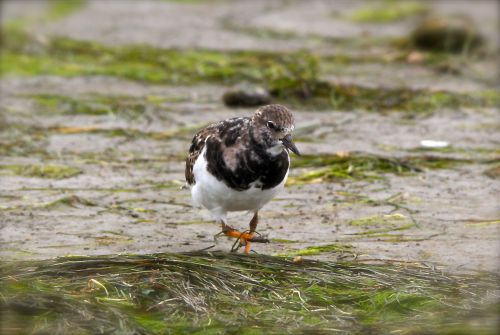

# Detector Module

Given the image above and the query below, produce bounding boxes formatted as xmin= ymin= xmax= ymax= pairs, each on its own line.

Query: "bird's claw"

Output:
xmin=217 ymin=225 xmax=269 ymax=253
xmin=229 ymin=230 xmax=254 ymax=253
xmin=228 ymin=230 xmax=269 ymax=253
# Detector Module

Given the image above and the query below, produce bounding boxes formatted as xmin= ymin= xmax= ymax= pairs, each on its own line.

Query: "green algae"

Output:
xmin=271 ymin=238 xmax=298 ymax=244
xmin=0 ymin=252 xmax=497 ymax=334
xmin=29 ymin=93 xmax=188 ymax=119
xmin=466 ymin=220 xmax=500 ymax=228
xmin=46 ymin=0 xmax=87 ymax=21
xmin=0 ymin=163 xmax=82 ymax=179
xmin=277 ymin=243 xmax=355 ymax=257
xmin=221 ymin=18 xmax=304 ymax=41
xmin=42 ymin=195 xmax=96 ymax=209
xmin=409 ymin=145 xmax=500 ymax=156
xmin=347 ymin=1 xmax=428 ymax=23
xmin=288 ymin=153 xmax=420 ymax=184
xmin=94 ymin=234 xmax=133 ymax=246
xmin=1 ymin=0 xmax=86 ymax=34
xmin=177 ymin=219 xmax=208 ymax=225
xmin=335 ymin=191 xmax=419 ymax=214
xmin=349 ymin=213 xmax=416 ymax=236
xmin=46 ymin=122 xmax=204 ymax=141
xmin=0 ymin=194 xmax=96 ymax=212
xmin=406 ymin=155 xmax=478 ymax=169
xmin=322 ymin=84 xmax=498 ymax=112
xmin=162 ymin=0 xmax=212 ymax=3
xmin=1 ymin=29 xmax=497 ymax=112
xmin=32 ymin=94 xmax=116 ymax=115
xmin=292 ymin=153 xmax=420 ymax=170
xmin=288 ymin=152 xmax=487 ymax=184
xmin=1 ymin=30 xmax=320 ymax=100
xmin=350 ymin=213 xmax=411 ymax=227
xmin=0 ymin=123 xmax=50 ymax=158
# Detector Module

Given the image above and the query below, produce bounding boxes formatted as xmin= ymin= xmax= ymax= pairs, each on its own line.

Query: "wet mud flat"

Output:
xmin=1 ymin=0 xmax=499 ymax=334
xmin=1 ymin=75 xmax=498 ymax=273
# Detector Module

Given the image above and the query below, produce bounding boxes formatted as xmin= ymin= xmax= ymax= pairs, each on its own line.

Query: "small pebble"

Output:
xmin=223 ymin=83 xmax=272 ymax=107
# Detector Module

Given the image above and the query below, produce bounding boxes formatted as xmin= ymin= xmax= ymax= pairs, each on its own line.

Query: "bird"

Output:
xmin=185 ymin=104 xmax=300 ymax=253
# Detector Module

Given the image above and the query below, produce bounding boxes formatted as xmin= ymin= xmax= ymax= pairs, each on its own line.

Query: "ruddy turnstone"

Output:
xmin=185 ymin=104 xmax=300 ymax=253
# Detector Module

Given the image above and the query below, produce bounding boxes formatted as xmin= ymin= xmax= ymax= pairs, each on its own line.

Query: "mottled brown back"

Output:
xmin=185 ymin=105 xmax=294 ymax=189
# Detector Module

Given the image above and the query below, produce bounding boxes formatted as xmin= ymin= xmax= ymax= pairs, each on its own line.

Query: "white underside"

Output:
xmin=191 ymin=147 xmax=288 ymax=222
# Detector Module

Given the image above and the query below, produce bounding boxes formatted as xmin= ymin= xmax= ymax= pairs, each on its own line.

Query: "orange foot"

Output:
xmin=224 ymin=229 xmax=255 ymax=254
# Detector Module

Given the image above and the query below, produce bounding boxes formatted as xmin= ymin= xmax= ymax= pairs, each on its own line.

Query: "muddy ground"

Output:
xmin=1 ymin=0 xmax=499 ymax=276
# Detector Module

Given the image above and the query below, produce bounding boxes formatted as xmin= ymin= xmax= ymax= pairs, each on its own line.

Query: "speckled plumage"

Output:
xmin=185 ymin=104 xmax=299 ymax=237
xmin=185 ymin=105 xmax=295 ymax=192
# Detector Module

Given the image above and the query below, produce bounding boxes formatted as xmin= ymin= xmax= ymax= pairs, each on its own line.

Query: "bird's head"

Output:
xmin=251 ymin=104 xmax=300 ymax=156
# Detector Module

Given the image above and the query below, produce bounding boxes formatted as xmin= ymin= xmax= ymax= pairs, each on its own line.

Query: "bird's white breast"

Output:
xmin=191 ymin=147 xmax=288 ymax=218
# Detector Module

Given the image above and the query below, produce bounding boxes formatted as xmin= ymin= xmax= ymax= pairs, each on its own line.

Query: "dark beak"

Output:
xmin=281 ymin=134 xmax=300 ymax=156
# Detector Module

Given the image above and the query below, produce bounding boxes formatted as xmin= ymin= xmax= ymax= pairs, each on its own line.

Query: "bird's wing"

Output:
xmin=185 ymin=117 xmax=250 ymax=186
xmin=185 ymin=124 xmax=217 ymax=185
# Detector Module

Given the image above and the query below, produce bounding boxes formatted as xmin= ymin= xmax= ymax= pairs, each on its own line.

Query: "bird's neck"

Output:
xmin=249 ymin=125 xmax=284 ymax=159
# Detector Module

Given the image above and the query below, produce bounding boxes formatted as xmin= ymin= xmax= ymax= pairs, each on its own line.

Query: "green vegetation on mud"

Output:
xmin=0 ymin=119 xmax=202 ymax=159
xmin=409 ymin=145 xmax=500 ymax=156
xmin=1 ymin=252 xmax=497 ymax=334
xmin=349 ymin=213 xmax=416 ymax=236
xmin=33 ymin=94 xmax=123 ymax=116
xmin=288 ymin=152 xmax=491 ymax=184
xmin=2 ymin=0 xmax=86 ymax=31
xmin=31 ymin=93 xmax=188 ymax=116
xmin=347 ymin=1 xmax=428 ymax=23
xmin=1 ymin=28 xmax=497 ymax=112
xmin=0 ymin=124 xmax=50 ymax=157
xmin=289 ymin=153 xmax=415 ymax=184
xmin=163 ymin=0 xmax=212 ymax=3
xmin=277 ymin=243 xmax=355 ymax=257
xmin=1 ymin=29 xmax=318 ymax=101
xmin=46 ymin=0 xmax=87 ymax=21
xmin=45 ymin=123 xmax=203 ymax=141
xmin=42 ymin=195 xmax=96 ymax=208
xmin=314 ymin=83 xmax=497 ymax=112
xmin=0 ymin=163 xmax=81 ymax=179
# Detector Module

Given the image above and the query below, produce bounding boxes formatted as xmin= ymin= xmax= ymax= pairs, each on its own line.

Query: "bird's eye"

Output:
xmin=267 ymin=121 xmax=277 ymax=130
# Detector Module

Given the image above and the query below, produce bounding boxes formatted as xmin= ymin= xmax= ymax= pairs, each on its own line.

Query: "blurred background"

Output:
xmin=0 ymin=0 xmax=499 ymax=334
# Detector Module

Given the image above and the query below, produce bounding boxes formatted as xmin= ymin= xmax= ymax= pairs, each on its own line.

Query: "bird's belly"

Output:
xmin=191 ymin=149 xmax=287 ymax=212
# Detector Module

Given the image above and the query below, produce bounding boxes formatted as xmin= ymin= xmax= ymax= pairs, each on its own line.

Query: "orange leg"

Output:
xmin=221 ymin=212 xmax=259 ymax=254
xmin=245 ymin=212 xmax=259 ymax=254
